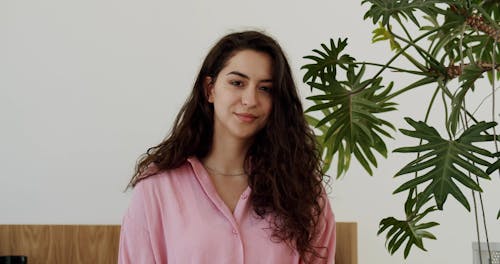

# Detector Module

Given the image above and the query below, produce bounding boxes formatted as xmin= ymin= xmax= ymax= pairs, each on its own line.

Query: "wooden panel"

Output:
xmin=0 ymin=223 xmax=356 ymax=264
xmin=336 ymin=222 xmax=358 ymax=264
xmin=0 ymin=225 xmax=120 ymax=264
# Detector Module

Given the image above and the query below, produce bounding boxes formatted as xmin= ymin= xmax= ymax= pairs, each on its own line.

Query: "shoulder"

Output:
xmin=320 ymin=186 xmax=335 ymax=220
xmin=135 ymin=160 xmax=193 ymax=190
xmin=129 ymin=160 xmax=196 ymax=214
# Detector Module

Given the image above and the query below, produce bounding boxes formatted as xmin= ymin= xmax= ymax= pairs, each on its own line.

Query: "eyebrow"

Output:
xmin=227 ymin=71 xmax=272 ymax=83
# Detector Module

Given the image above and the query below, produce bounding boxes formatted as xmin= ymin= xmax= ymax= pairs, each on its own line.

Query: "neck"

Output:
xmin=202 ymin=131 xmax=252 ymax=175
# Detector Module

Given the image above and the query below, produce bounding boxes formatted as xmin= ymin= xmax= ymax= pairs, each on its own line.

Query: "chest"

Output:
xmin=159 ymin=193 xmax=299 ymax=264
xmin=209 ymin=175 xmax=248 ymax=213
xmin=144 ymin=165 xmax=301 ymax=263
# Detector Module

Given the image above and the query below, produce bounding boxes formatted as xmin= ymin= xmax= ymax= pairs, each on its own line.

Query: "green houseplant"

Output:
xmin=301 ymin=0 xmax=500 ymax=258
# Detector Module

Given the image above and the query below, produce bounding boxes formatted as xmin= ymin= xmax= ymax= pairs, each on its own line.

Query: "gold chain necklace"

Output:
xmin=204 ymin=165 xmax=247 ymax=176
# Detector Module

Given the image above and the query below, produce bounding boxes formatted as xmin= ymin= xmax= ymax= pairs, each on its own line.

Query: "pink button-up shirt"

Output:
xmin=119 ymin=157 xmax=336 ymax=263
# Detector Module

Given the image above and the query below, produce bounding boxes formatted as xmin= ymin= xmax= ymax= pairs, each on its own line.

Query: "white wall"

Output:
xmin=1 ymin=0 xmax=499 ymax=263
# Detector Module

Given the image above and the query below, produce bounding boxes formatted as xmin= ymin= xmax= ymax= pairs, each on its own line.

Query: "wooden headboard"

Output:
xmin=0 ymin=222 xmax=357 ymax=264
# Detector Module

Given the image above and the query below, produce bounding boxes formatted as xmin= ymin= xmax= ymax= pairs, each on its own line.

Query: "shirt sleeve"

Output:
xmin=118 ymin=184 xmax=156 ymax=264
xmin=309 ymin=193 xmax=337 ymax=264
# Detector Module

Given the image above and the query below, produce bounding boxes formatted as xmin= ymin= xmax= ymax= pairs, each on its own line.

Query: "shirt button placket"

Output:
xmin=231 ymin=227 xmax=244 ymax=264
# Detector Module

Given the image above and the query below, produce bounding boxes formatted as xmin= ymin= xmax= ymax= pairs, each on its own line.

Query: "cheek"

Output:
xmin=263 ymin=98 xmax=273 ymax=116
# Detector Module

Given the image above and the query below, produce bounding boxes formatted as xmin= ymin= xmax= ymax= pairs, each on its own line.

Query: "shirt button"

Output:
xmin=241 ymin=194 xmax=248 ymax=200
xmin=232 ymin=229 xmax=238 ymax=235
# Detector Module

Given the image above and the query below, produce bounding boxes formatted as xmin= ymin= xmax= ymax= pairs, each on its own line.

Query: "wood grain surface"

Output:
xmin=0 ymin=225 xmax=120 ymax=264
xmin=336 ymin=222 xmax=358 ymax=264
xmin=0 ymin=223 xmax=356 ymax=264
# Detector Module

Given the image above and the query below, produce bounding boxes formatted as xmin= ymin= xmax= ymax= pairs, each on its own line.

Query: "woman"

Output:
xmin=119 ymin=30 xmax=336 ymax=263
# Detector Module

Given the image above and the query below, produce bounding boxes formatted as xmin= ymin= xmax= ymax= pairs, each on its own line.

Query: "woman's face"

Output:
xmin=206 ymin=49 xmax=273 ymax=143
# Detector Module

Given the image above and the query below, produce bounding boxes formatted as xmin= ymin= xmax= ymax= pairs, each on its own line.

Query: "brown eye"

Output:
xmin=259 ymin=86 xmax=271 ymax=93
xmin=230 ymin=80 xmax=243 ymax=87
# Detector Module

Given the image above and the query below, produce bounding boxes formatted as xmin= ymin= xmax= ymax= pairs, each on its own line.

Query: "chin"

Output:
xmin=230 ymin=128 xmax=260 ymax=141
xmin=233 ymin=132 xmax=257 ymax=140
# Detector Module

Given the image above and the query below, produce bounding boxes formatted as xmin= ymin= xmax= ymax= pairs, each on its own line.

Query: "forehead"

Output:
xmin=220 ymin=50 xmax=273 ymax=78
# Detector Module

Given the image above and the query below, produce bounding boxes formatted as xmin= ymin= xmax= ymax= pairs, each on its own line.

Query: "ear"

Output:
xmin=204 ymin=76 xmax=215 ymax=103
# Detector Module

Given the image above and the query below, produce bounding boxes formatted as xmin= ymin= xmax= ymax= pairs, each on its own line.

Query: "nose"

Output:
xmin=241 ymin=87 xmax=257 ymax=107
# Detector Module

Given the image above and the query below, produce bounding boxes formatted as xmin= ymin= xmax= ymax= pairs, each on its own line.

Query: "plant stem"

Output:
xmin=458 ymin=20 xmax=488 ymax=263
xmin=461 ymin=104 xmax=484 ymax=264
xmin=396 ymin=18 xmax=430 ymax=70
xmin=353 ymin=62 xmax=429 ymax=76
xmin=470 ymin=86 xmax=500 ymax=117
xmin=492 ymin=33 xmax=499 ymax=178
xmin=471 ymin=138 xmax=493 ymax=263
xmin=382 ymin=77 xmax=436 ymax=102
xmin=411 ymin=85 xmax=441 ymax=210
xmin=478 ymin=27 xmax=498 ymax=261
xmin=459 ymin=22 xmax=467 ymax=134
xmin=390 ymin=30 xmax=444 ymax=75
xmin=350 ymin=28 xmax=441 ymax=96
xmin=472 ymin=192 xmax=484 ymax=264
xmin=425 ymin=87 xmax=440 ymax=129
xmin=440 ymin=80 xmax=454 ymax=139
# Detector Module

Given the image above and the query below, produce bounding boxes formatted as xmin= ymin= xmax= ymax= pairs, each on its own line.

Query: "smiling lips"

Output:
xmin=234 ymin=112 xmax=257 ymax=123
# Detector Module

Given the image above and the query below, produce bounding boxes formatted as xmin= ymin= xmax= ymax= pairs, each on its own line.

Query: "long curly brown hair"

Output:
xmin=128 ymin=31 xmax=329 ymax=262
